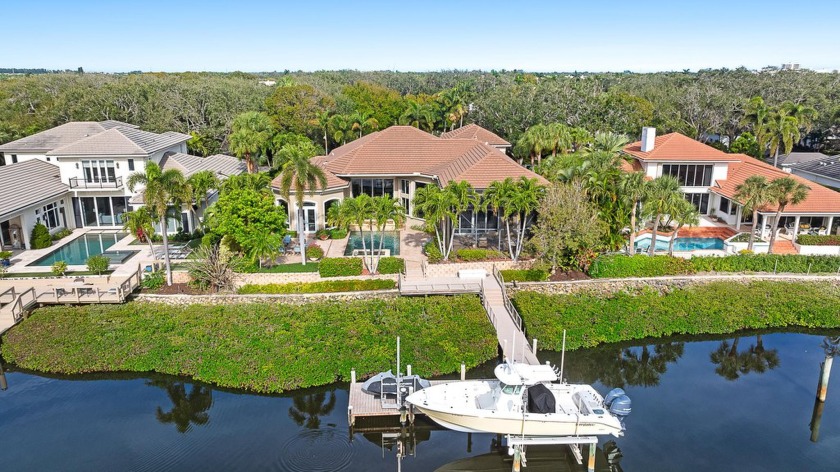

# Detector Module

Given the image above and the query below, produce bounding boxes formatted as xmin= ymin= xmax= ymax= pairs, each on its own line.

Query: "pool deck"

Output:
xmin=3 ymin=228 xmax=143 ymax=274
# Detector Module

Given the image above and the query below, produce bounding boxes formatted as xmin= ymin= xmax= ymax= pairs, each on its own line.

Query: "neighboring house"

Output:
xmin=622 ymin=127 xmax=840 ymax=237
xmin=439 ymin=123 xmax=512 ymax=154
xmin=270 ymin=125 xmax=543 ymax=234
xmin=0 ymin=160 xmax=68 ymax=249
xmin=0 ymin=121 xmax=241 ymax=246
xmin=774 ymin=151 xmax=831 ymax=170
xmin=790 ymin=156 xmax=840 ymax=190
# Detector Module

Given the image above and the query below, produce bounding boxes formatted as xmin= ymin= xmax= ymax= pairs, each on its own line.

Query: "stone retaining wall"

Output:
xmin=424 ymin=260 xmax=530 ymax=278
xmin=507 ymin=274 xmax=840 ymax=297
xmin=133 ymin=289 xmax=400 ymax=306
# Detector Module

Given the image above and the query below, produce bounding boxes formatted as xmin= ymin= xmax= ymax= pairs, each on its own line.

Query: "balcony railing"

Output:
xmin=69 ymin=176 xmax=123 ymax=189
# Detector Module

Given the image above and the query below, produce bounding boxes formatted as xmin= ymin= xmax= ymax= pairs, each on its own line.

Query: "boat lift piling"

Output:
xmin=506 ymin=435 xmax=599 ymax=472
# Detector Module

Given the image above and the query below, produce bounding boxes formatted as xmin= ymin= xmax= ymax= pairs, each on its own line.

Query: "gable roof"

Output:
xmin=0 ymin=160 xmax=67 ymax=219
xmin=440 ymin=123 xmax=511 ymax=146
xmin=47 ymin=128 xmax=190 ymax=157
xmin=623 ymin=133 xmax=737 ymax=162
xmin=160 ymin=152 xmax=247 ymax=179
xmin=777 ymin=152 xmax=832 ymax=168
xmin=711 ymin=153 xmax=840 ymax=213
xmin=289 ymin=126 xmax=544 ymax=190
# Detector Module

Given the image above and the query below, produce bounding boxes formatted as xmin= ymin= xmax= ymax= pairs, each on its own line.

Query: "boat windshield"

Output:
xmin=500 ymin=383 xmax=522 ymax=395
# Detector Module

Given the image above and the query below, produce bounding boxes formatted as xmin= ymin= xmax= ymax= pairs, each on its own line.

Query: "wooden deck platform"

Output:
xmin=348 ymin=378 xmax=451 ymax=425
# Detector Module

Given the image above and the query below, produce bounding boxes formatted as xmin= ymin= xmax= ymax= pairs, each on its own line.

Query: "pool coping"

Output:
xmin=343 ymin=230 xmax=402 ymax=256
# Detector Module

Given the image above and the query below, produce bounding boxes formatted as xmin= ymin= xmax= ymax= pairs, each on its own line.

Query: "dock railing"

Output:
xmin=9 ymin=287 xmax=37 ymax=322
xmin=492 ymin=265 xmax=526 ymax=336
xmin=478 ymin=277 xmax=497 ymax=326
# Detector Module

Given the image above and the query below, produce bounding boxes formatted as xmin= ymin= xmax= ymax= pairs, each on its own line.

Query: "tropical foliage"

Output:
xmin=238 ymin=279 xmax=396 ymax=294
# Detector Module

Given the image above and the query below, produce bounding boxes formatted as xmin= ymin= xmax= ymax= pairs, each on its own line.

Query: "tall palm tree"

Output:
xmin=412 ymin=185 xmax=458 ymax=260
xmin=371 ymin=197 xmax=406 ymax=274
xmin=350 ymin=111 xmax=380 ymax=138
xmin=547 ymin=122 xmax=571 ymax=157
xmin=446 ymin=181 xmax=480 ymax=248
xmin=481 ymin=180 xmax=513 ymax=252
xmin=399 ymin=101 xmax=438 ymax=132
xmin=765 ymin=110 xmax=801 ymax=167
xmin=278 ymin=151 xmax=327 ymax=265
xmin=220 ymin=172 xmax=271 ymax=195
xmin=569 ymin=127 xmax=594 ymax=152
xmin=618 ymin=171 xmax=649 ymax=254
xmin=187 ymin=170 xmax=220 ymax=231
xmin=311 ymin=110 xmax=332 ymax=154
xmin=337 ymin=195 xmax=374 ymax=270
xmin=228 ymin=111 xmax=273 ymax=173
xmin=742 ymin=96 xmax=771 ymax=156
xmin=503 ymin=177 xmax=544 ymax=261
xmin=767 ymin=177 xmax=810 ymax=253
xmin=642 ymin=175 xmax=682 ymax=256
xmin=329 ymin=114 xmax=353 ymax=146
xmin=734 ymin=175 xmax=772 ymax=250
xmin=127 ymin=162 xmax=189 ymax=286
xmin=781 ymin=101 xmax=818 ymax=135
xmin=588 ymin=131 xmax=630 ymax=154
xmin=667 ymin=198 xmax=700 ymax=256
xmin=122 ymin=206 xmax=156 ymax=257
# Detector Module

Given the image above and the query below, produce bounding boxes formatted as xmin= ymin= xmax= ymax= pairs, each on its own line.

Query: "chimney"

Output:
xmin=641 ymin=127 xmax=656 ymax=152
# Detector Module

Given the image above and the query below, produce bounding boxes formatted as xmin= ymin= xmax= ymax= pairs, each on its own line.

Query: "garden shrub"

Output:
xmin=239 ymin=262 xmax=319 ymax=274
xmin=51 ymin=261 xmax=68 ymax=276
xmin=238 ymin=279 xmax=396 ymax=294
xmin=690 ymin=254 xmax=840 ymax=273
xmin=513 ymin=281 xmax=840 ymax=351
xmin=86 ymin=255 xmax=110 ymax=274
xmin=588 ymin=255 xmax=695 ymax=278
xmin=319 ymin=257 xmax=363 ymax=277
xmin=455 ymin=248 xmax=505 ymax=262
xmin=424 ymin=241 xmax=443 ymax=263
xmin=500 ymin=269 xmax=549 ymax=282
xmin=50 ymin=228 xmax=73 ymax=241
xmin=201 ymin=232 xmax=221 ymax=248
xmin=142 ymin=271 xmax=165 ymax=290
xmin=306 ymin=243 xmax=324 ymax=260
xmin=797 ymin=234 xmax=840 ymax=246
xmin=329 ymin=228 xmax=348 ymax=239
xmin=377 ymin=257 xmax=405 ymax=274
xmin=30 ymin=223 xmax=52 ymax=249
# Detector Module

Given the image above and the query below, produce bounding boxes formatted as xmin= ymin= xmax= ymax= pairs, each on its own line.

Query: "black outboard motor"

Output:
xmin=604 ymin=388 xmax=632 ymax=429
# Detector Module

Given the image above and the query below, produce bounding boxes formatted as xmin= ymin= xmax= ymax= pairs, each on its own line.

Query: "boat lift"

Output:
xmin=506 ymin=435 xmax=599 ymax=472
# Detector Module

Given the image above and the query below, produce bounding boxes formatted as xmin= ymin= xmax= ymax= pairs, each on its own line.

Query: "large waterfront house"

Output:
xmin=0 ymin=121 xmax=245 ymax=249
xmin=622 ymin=128 xmax=840 ymax=239
xmin=270 ymin=125 xmax=543 ymax=234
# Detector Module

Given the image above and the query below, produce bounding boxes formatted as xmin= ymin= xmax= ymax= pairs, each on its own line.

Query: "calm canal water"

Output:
xmin=1 ymin=330 xmax=838 ymax=471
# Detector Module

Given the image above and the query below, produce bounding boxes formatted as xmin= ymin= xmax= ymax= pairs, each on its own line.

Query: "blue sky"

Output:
xmin=3 ymin=0 xmax=839 ymax=72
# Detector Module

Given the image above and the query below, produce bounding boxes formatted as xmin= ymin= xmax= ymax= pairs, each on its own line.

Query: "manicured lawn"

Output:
xmin=513 ymin=281 xmax=840 ymax=351
xmin=1 ymin=296 xmax=497 ymax=393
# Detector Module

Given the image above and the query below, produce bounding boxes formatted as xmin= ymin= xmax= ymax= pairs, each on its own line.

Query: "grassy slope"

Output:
xmin=1 ymin=296 xmax=496 ymax=393
xmin=514 ymin=281 xmax=840 ymax=351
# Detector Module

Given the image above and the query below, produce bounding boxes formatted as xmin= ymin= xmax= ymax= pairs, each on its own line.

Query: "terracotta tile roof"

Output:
xmin=440 ymin=123 xmax=511 ymax=146
xmin=619 ymin=158 xmax=643 ymax=173
xmin=269 ymin=155 xmax=350 ymax=193
xmin=711 ymin=153 xmax=840 ymax=213
xmin=623 ymin=133 xmax=738 ymax=162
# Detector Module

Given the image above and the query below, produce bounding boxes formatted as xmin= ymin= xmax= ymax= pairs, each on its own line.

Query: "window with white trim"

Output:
xmin=36 ymin=201 xmax=63 ymax=230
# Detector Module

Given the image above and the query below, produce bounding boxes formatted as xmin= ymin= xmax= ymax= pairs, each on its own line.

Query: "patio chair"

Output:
xmin=73 ymin=277 xmax=85 ymax=283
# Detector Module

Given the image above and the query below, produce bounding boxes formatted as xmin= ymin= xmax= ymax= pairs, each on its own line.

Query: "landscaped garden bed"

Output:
xmin=513 ymin=281 xmax=840 ymax=351
xmin=589 ymin=254 xmax=840 ymax=278
xmin=238 ymin=279 xmax=396 ymax=294
xmin=0 ymin=296 xmax=496 ymax=393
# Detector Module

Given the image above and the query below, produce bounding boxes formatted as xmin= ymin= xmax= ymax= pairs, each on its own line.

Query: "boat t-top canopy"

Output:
xmin=494 ymin=362 xmax=558 ymax=386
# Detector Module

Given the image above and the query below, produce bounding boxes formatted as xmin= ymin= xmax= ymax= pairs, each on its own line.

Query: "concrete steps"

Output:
xmin=771 ymin=240 xmax=798 ymax=255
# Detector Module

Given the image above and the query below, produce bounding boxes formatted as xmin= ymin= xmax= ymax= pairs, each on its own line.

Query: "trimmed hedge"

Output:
xmin=319 ymin=257 xmax=363 ymax=277
xmin=589 ymin=254 xmax=840 ymax=278
xmin=514 ymin=281 xmax=840 ymax=351
xmin=500 ymin=269 xmax=549 ymax=282
xmin=377 ymin=257 xmax=405 ymax=274
xmin=238 ymin=279 xmax=396 ymax=294
xmin=797 ymin=234 xmax=840 ymax=246
xmin=1 ymin=296 xmax=496 ymax=393
xmin=589 ymin=255 xmax=694 ymax=278
xmin=329 ymin=228 xmax=348 ymax=239
xmin=50 ymin=228 xmax=73 ymax=241
xmin=455 ymin=248 xmax=505 ymax=262
xmin=240 ymin=262 xmax=319 ymax=274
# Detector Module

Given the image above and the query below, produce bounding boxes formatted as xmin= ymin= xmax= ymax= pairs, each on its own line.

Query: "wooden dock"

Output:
xmin=347 ymin=376 xmax=450 ymax=426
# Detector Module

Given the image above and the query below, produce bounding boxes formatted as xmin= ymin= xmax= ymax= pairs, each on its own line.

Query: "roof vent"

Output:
xmin=641 ymin=127 xmax=656 ymax=152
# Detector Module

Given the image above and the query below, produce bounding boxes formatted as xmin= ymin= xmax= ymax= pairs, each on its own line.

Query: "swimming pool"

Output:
xmin=344 ymin=231 xmax=400 ymax=256
xmin=635 ymin=236 xmax=725 ymax=252
xmin=30 ymin=232 xmax=132 ymax=266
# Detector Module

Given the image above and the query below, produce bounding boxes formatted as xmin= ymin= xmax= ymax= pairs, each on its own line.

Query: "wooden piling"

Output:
xmin=588 ymin=442 xmax=596 ymax=472
xmin=818 ymin=356 xmax=833 ymax=402
xmin=460 ymin=363 xmax=466 ymax=381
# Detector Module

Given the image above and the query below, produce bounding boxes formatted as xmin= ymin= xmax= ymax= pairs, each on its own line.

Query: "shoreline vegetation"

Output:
xmin=0 ymin=296 xmax=496 ymax=393
xmin=513 ymin=281 xmax=840 ymax=351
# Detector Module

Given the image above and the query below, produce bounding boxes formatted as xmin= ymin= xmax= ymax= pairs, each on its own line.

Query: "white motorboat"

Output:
xmin=405 ymin=361 xmax=630 ymax=437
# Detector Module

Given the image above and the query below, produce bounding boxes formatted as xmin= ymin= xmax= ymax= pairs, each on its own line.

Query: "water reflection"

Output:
xmin=288 ymin=390 xmax=337 ymax=429
xmin=710 ymin=335 xmax=779 ymax=381
xmin=547 ymin=341 xmax=684 ymax=388
xmin=0 ymin=359 xmax=7 ymax=391
xmin=146 ymin=379 xmax=213 ymax=433
xmin=811 ymin=336 xmax=840 ymax=442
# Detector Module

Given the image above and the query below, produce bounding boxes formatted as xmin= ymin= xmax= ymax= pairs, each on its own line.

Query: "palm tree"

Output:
xmin=399 ymin=101 xmax=438 ymax=131
xmin=641 ymin=175 xmax=682 ymax=256
xmin=742 ymin=96 xmax=771 ymax=156
xmin=350 ymin=111 xmax=379 ymax=138
xmin=781 ymin=101 xmax=818 ymax=135
xmin=278 ymin=151 xmax=327 ymax=265
xmin=147 ymin=380 xmax=213 ymax=434
xmin=503 ymin=177 xmax=544 ymax=260
xmin=337 ymin=195 xmax=375 ymax=270
xmin=187 ymin=170 xmax=220 ymax=231
xmin=228 ymin=111 xmax=273 ymax=173
xmin=273 ymin=141 xmax=319 ymax=171
xmin=710 ymin=338 xmax=744 ymax=381
xmin=569 ymin=127 xmax=594 ymax=152
xmin=547 ymin=123 xmax=571 ymax=157
xmin=127 ymin=162 xmax=189 ymax=286
xmin=618 ymin=171 xmax=649 ymax=254
xmin=288 ymin=391 xmax=337 ymax=429
xmin=765 ymin=110 xmax=801 ymax=167
xmin=734 ymin=175 xmax=772 ymax=250
xmin=588 ymin=131 xmax=630 ymax=154
xmin=122 ymin=206 xmax=156 ymax=257
xmin=219 ymin=172 xmax=271 ymax=196
xmin=412 ymin=185 xmax=458 ymax=261
xmin=482 ymin=180 xmax=513 ymax=252
xmin=312 ymin=110 xmax=332 ymax=154
xmin=767 ymin=177 xmax=810 ymax=253
xmin=371 ymin=197 xmax=406 ymax=274
xmin=516 ymin=124 xmax=552 ymax=166
xmin=329 ymin=114 xmax=353 ymax=146
xmin=741 ymin=335 xmax=780 ymax=375
xmin=439 ymin=88 xmax=467 ymax=130
xmin=247 ymin=229 xmax=282 ymax=268
xmin=667 ymin=198 xmax=700 ymax=256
